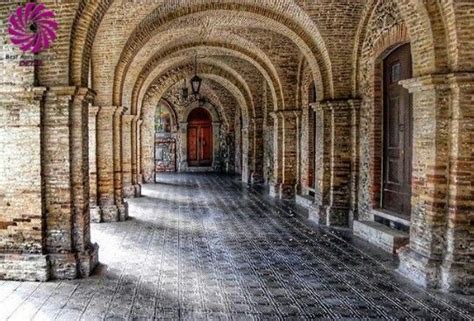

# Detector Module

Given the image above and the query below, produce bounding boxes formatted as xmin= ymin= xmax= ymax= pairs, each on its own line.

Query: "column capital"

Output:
xmin=114 ymin=106 xmax=125 ymax=116
xmin=98 ymin=106 xmax=119 ymax=115
xmin=122 ymin=114 xmax=137 ymax=122
xmin=269 ymin=109 xmax=302 ymax=119
xmin=400 ymin=72 xmax=474 ymax=93
xmin=315 ymin=98 xmax=361 ymax=111
xmin=44 ymin=86 xmax=96 ymax=103
xmin=89 ymin=106 xmax=100 ymax=116
xmin=0 ymin=86 xmax=46 ymax=99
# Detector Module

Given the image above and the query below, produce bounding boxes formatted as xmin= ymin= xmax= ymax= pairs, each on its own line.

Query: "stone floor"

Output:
xmin=0 ymin=173 xmax=473 ymax=320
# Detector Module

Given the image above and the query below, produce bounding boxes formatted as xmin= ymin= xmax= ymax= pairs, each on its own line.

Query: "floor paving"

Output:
xmin=1 ymin=173 xmax=473 ymax=320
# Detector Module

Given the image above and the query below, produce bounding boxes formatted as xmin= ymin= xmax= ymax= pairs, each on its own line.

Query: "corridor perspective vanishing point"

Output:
xmin=0 ymin=0 xmax=473 ymax=320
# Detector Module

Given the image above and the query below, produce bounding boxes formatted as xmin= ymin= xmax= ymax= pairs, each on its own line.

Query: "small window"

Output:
xmin=155 ymin=104 xmax=172 ymax=133
xmin=391 ymin=62 xmax=401 ymax=83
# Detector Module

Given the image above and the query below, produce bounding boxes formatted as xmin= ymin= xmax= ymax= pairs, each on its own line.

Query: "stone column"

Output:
xmin=397 ymin=74 xmax=474 ymax=294
xmin=241 ymin=123 xmax=250 ymax=183
xmin=113 ymin=107 xmax=128 ymax=221
xmin=136 ymin=119 xmax=143 ymax=185
xmin=250 ymin=117 xmax=265 ymax=184
xmin=269 ymin=110 xmax=301 ymax=199
xmin=122 ymin=115 xmax=135 ymax=198
xmin=309 ymin=99 xmax=360 ymax=227
xmin=212 ymin=121 xmax=221 ymax=171
xmin=0 ymin=86 xmax=47 ymax=280
xmin=179 ymin=121 xmax=188 ymax=172
xmin=42 ymin=87 xmax=98 ymax=279
xmin=97 ymin=106 xmax=119 ymax=222
xmin=89 ymin=106 xmax=101 ymax=222
xmin=131 ymin=118 xmax=141 ymax=195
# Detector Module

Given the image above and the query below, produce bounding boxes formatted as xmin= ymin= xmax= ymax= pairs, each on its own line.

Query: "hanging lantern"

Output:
xmin=191 ymin=74 xmax=202 ymax=96
xmin=190 ymin=53 xmax=202 ymax=96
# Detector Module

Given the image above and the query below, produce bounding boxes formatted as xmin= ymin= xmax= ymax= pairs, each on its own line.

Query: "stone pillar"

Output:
xmin=136 ymin=119 xmax=144 ymax=184
xmin=0 ymin=86 xmax=99 ymax=281
xmin=0 ymin=86 xmax=48 ymax=280
xmin=241 ymin=123 xmax=250 ymax=183
xmin=397 ymin=74 xmax=473 ymax=294
xmin=122 ymin=115 xmax=135 ymax=198
xmin=113 ymin=107 xmax=128 ymax=221
xmin=131 ymin=118 xmax=142 ymax=195
xmin=309 ymin=100 xmax=360 ymax=227
xmin=212 ymin=121 xmax=221 ymax=171
xmin=250 ymin=117 xmax=265 ymax=184
xmin=269 ymin=110 xmax=301 ymax=199
xmin=88 ymin=106 xmax=101 ymax=222
xmin=97 ymin=106 xmax=120 ymax=222
xmin=179 ymin=121 xmax=188 ymax=172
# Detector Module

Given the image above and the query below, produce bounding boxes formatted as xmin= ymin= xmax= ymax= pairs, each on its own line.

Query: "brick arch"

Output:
xmin=121 ymin=33 xmax=283 ymax=114
xmin=351 ymin=0 xmax=450 ymax=96
xmin=70 ymin=0 xmax=333 ymax=100
xmin=143 ymin=67 xmax=250 ymax=130
xmin=69 ymin=0 xmax=111 ymax=86
xmin=138 ymin=58 xmax=255 ymax=122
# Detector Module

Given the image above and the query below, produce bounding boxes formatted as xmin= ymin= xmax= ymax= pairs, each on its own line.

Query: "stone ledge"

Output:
xmin=353 ymin=220 xmax=409 ymax=254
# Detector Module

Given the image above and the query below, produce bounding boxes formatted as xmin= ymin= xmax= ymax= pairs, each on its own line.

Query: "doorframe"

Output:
xmin=180 ymin=104 xmax=221 ymax=172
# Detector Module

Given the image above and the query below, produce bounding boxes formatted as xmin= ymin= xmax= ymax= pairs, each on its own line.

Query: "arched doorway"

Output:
xmin=382 ymin=43 xmax=413 ymax=217
xmin=187 ymin=107 xmax=213 ymax=167
xmin=155 ymin=102 xmax=177 ymax=177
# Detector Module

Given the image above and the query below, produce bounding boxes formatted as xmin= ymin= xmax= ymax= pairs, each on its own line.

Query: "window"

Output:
xmin=155 ymin=104 xmax=172 ymax=133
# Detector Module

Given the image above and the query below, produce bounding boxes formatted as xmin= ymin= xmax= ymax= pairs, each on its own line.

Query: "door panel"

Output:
xmin=187 ymin=108 xmax=213 ymax=167
xmin=382 ymin=43 xmax=413 ymax=217
xmin=187 ymin=126 xmax=198 ymax=164
xmin=200 ymin=125 xmax=212 ymax=165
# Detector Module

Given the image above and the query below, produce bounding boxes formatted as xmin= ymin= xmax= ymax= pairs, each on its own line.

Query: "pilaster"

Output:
xmin=88 ymin=106 xmax=101 ymax=222
xmin=250 ymin=117 xmax=265 ymax=184
xmin=97 ymin=106 xmax=120 ymax=222
xmin=269 ymin=110 xmax=301 ymax=199
xmin=309 ymin=99 xmax=361 ymax=227
xmin=397 ymin=73 xmax=474 ymax=294
xmin=122 ymin=115 xmax=136 ymax=198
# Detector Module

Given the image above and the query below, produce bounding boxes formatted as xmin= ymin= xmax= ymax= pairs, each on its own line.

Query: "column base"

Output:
xmin=397 ymin=247 xmax=441 ymax=289
xmin=100 ymin=204 xmax=120 ymax=222
xmin=440 ymin=260 xmax=473 ymax=294
xmin=309 ymin=205 xmax=349 ymax=227
xmin=250 ymin=172 xmax=264 ymax=185
xmin=117 ymin=202 xmax=128 ymax=221
xmin=269 ymin=183 xmax=296 ymax=199
xmin=123 ymin=185 xmax=136 ymax=198
xmin=90 ymin=205 xmax=102 ymax=223
xmin=49 ymin=243 xmax=99 ymax=279
xmin=0 ymin=243 xmax=99 ymax=281
xmin=133 ymin=184 xmax=142 ymax=197
xmin=0 ymin=253 xmax=49 ymax=281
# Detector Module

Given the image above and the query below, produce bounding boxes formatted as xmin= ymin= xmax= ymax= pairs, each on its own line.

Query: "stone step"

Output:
xmin=353 ymin=220 xmax=409 ymax=254
xmin=295 ymin=194 xmax=314 ymax=208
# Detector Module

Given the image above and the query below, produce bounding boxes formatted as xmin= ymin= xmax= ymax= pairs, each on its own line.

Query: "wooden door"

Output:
xmin=382 ymin=43 xmax=413 ymax=216
xmin=187 ymin=108 xmax=213 ymax=167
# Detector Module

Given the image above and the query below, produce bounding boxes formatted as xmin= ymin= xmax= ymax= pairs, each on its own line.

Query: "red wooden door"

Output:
xmin=382 ymin=43 xmax=413 ymax=216
xmin=187 ymin=108 xmax=213 ymax=167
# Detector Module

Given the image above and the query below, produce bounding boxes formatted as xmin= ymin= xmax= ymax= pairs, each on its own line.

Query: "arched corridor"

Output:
xmin=0 ymin=173 xmax=472 ymax=320
xmin=0 ymin=0 xmax=473 ymax=318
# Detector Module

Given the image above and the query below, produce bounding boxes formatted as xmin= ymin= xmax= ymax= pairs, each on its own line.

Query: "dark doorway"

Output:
xmin=187 ymin=108 xmax=213 ymax=167
xmin=382 ymin=43 xmax=413 ymax=217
